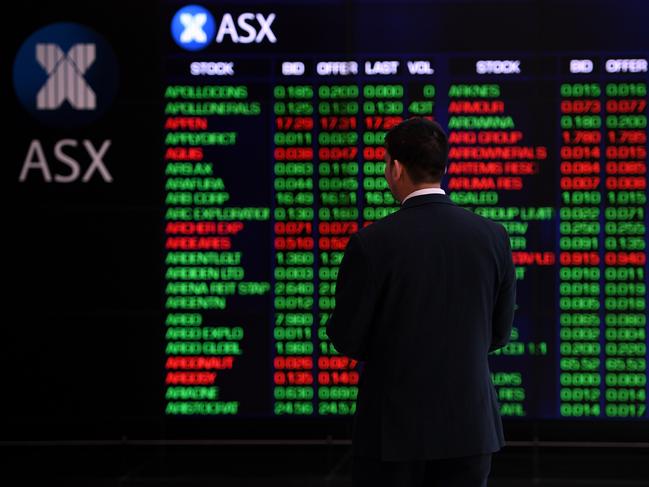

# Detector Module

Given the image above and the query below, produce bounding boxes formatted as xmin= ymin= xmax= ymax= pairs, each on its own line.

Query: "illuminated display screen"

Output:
xmin=157 ymin=1 xmax=649 ymax=421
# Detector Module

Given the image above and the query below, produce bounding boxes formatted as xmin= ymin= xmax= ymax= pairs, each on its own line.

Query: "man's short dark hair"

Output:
xmin=384 ymin=117 xmax=448 ymax=183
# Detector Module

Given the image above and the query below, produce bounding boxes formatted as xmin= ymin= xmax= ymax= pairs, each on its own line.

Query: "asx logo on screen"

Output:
xmin=13 ymin=22 xmax=118 ymax=183
xmin=13 ymin=22 xmax=119 ymax=127
xmin=171 ymin=4 xmax=276 ymax=51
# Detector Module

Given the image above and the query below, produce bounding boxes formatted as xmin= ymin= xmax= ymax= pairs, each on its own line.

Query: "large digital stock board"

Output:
xmin=159 ymin=1 xmax=649 ymax=422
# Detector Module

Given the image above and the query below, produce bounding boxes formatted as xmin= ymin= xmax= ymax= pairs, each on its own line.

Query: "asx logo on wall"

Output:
xmin=171 ymin=4 xmax=277 ymax=51
xmin=13 ymin=22 xmax=119 ymax=183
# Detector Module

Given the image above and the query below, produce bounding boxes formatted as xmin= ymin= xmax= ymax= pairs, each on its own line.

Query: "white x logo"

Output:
xmin=180 ymin=13 xmax=208 ymax=43
xmin=35 ymin=43 xmax=96 ymax=110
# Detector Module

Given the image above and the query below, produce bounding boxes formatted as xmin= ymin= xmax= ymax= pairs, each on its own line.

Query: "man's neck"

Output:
xmin=400 ymin=184 xmax=445 ymax=204
xmin=400 ymin=183 xmax=441 ymax=201
xmin=411 ymin=183 xmax=441 ymax=191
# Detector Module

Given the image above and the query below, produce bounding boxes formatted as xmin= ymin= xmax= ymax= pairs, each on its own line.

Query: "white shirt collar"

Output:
xmin=401 ymin=187 xmax=446 ymax=204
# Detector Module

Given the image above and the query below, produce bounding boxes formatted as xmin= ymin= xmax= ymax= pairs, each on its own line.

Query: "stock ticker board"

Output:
xmin=161 ymin=3 xmax=649 ymax=421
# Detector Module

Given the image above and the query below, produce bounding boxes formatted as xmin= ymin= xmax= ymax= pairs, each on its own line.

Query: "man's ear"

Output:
xmin=393 ymin=158 xmax=403 ymax=180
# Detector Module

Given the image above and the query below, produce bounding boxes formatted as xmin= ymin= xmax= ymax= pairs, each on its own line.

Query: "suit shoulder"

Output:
xmin=354 ymin=208 xmax=401 ymax=243
xmin=456 ymin=206 xmax=508 ymax=238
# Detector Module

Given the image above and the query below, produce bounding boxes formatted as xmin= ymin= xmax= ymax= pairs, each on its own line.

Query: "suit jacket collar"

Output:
xmin=400 ymin=192 xmax=457 ymax=209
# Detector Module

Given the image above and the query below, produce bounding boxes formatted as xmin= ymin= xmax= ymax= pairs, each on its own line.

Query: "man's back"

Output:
xmin=326 ymin=192 xmax=516 ymax=461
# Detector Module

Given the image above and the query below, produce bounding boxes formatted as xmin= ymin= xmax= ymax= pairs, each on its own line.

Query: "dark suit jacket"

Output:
xmin=326 ymin=192 xmax=516 ymax=461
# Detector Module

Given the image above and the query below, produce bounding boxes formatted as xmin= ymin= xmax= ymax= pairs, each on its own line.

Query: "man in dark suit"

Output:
xmin=326 ymin=117 xmax=516 ymax=486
